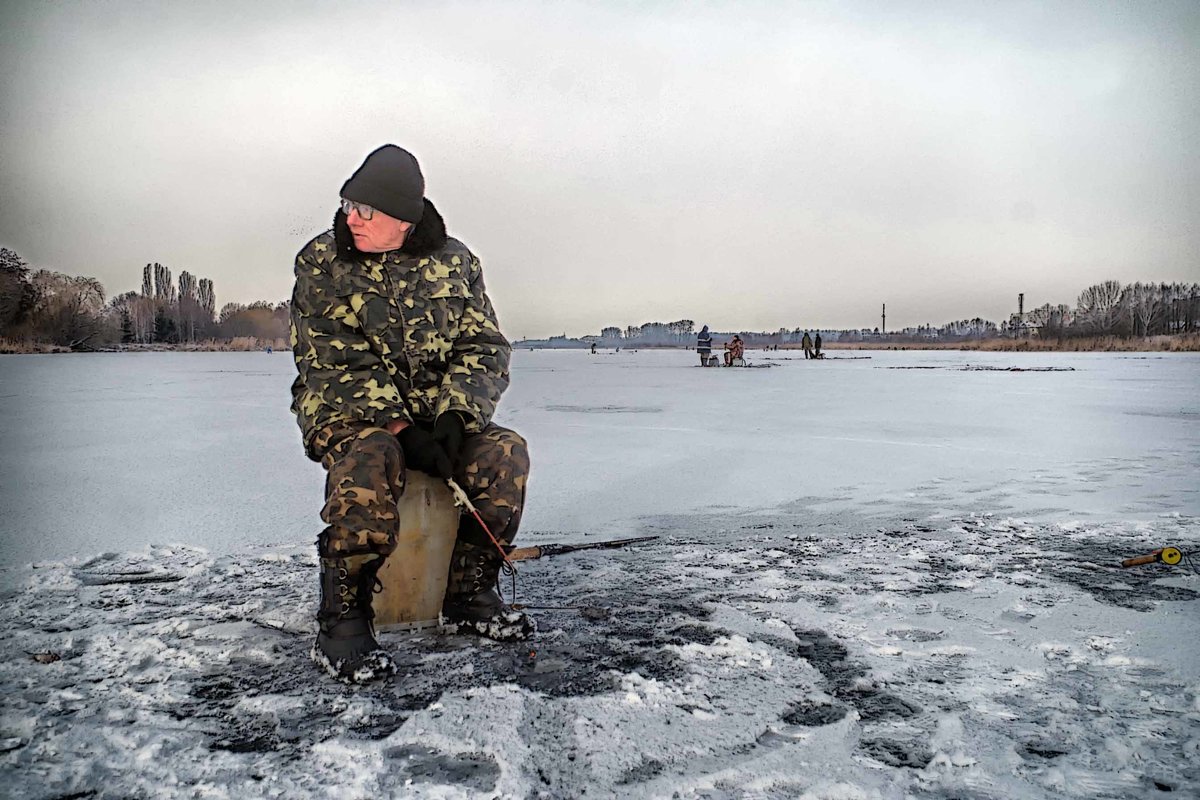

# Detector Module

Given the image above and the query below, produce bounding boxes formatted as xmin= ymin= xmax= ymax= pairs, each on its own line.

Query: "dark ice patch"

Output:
xmin=663 ymin=622 xmax=721 ymax=646
xmin=384 ymin=745 xmax=500 ymax=791
xmin=209 ymin=715 xmax=280 ymax=753
xmin=791 ymin=627 xmax=867 ymax=685
xmin=860 ymin=736 xmax=933 ymax=768
xmin=1020 ymin=741 xmax=1070 ymax=759
xmin=781 ymin=699 xmax=848 ymax=726
xmin=838 ymin=687 xmax=922 ymax=721
xmin=790 ymin=627 xmax=923 ymax=730
xmin=618 ymin=757 xmax=665 ymax=785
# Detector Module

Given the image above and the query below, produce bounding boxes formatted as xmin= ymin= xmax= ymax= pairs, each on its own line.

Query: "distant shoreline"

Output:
xmin=515 ymin=333 xmax=1199 ymax=353
xmin=4 ymin=333 xmax=1197 ymax=355
xmin=822 ymin=334 xmax=1199 ymax=352
xmin=0 ymin=339 xmax=288 ymax=355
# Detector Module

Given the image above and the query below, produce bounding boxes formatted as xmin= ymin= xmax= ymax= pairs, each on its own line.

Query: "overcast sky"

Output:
xmin=2 ymin=1 xmax=1197 ymax=337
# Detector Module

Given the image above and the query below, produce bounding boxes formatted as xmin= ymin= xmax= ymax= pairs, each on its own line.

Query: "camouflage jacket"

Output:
xmin=290 ymin=204 xmax=510 ymax=460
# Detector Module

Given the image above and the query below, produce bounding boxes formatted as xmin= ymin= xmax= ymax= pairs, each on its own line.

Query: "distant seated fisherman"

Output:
xmin=723 ymin=335 xmax=744 ymax=366
xmin=290 ymin=145 xmax=533 ymax=684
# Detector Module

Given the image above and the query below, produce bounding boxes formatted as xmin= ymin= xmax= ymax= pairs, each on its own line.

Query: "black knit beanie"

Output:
xmin=340 ymin=145 xmax=425 ymax=223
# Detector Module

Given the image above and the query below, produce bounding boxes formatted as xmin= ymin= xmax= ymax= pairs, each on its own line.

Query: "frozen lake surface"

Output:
xmin=3 ymin=349 xmax=1198 ymax=570
xmin=1 ymin=349 xmax=1198 ymax=798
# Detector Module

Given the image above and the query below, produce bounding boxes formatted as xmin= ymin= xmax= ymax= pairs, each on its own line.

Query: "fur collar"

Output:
xmin=333 ymin=198 xmax=448 ymax=261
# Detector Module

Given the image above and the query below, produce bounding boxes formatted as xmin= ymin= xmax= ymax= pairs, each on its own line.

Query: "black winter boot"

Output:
xmin=312 ymin=553 xmax=397 ymax=683
xmin=442 ymin=541 xmax=535 ymax=641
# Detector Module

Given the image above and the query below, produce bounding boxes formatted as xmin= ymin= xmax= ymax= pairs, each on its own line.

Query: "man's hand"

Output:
xmin=385 ymin=419 xmax=410 ymax=436
xmin=432 ymin=412 xmax=467 ymax=473
xmin=397 ymin=425 xmax=453 ymax=479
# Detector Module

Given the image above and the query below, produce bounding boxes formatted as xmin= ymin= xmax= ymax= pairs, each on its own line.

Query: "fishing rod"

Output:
xmin=507 ymin=536 xmax=659 ymax=561
xmin=445 ymin=478 xmax=656 ymax=561
xmin=445 ymin=478 xmax=659 ymax=603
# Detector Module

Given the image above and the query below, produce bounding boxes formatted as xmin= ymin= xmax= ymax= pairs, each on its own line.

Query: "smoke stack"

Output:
xmin=1018 ymin=293 xmax=1025 ymax=318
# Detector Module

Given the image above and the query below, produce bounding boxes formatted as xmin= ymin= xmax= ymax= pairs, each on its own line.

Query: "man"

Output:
xmin=801 ymin=330 xmax=814 ymax=359
xmin=724 ymin=334 xmax=744 ymax=366
xmin=290 ymin=145 xmax=532 ymax=684
xmin=696 ymin=324 xmax=713 ymax=366
xmin=814 ymin=332 xmax=823 ymax=358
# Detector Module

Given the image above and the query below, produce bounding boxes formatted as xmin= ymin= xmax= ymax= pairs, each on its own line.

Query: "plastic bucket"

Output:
xmin=373 ymin=472 xmax=459 ymax=631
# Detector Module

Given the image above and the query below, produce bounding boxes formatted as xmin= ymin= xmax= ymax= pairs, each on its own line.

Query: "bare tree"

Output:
xmin=153 ymin=263 xmax=175 ymax=305
xmin=1160 ymin=282 xmax=1200 ymax=334
xmin=178 ymin=271 xmax=199 ymax=342
xmin=1119 ymin=282 xmax=1162 ymax=337
xmin=109 ymin=291 xmax=156 ymax=343
xmin=1076 ymin=280 xmax=1124 ymax=335
xmin=197 ymin=278 xmax=216 ymax=337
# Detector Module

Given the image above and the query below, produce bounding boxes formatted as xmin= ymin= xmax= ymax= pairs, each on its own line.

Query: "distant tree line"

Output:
xmin=1044 ymin=280 xmax=1199 ymax=338
xmin=936 ymin=280 xmax=1198 ymax=341
xmin=4 ymin=249 xmax=1197 ymax=351
xmin=568 ymin=280 xmax=1199 ymax=348
xmin=600 ymin=320 xmax=696 ymax=346
xmin=0 ymin=247 xmax=288 ymax=349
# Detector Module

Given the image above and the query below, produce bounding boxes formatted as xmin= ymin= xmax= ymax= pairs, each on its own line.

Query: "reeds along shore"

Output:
xmin=821 ymin=333 xmax=1200 ymax=352
xmin=0 ymin=336 xmax=290 ymax=354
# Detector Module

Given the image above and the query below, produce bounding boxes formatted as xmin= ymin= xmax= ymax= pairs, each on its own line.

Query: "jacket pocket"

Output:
xmin=425 ymin=278 xmax=469 ymax=334
xmin=343 ymin=289 xmax=397 ymax=338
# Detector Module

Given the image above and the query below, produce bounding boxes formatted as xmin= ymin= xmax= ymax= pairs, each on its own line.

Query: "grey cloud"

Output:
xmin=1 ymin=0 xmax=1196 ymax=335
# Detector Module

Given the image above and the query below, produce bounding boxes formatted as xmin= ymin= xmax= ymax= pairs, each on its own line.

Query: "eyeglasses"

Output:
xmin=340 ymin=198 xmax=376 ymax=220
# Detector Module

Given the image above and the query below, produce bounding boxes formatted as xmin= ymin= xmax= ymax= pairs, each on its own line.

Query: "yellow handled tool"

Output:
xmin=1121 ymin=547 xmax=1183 ymax=568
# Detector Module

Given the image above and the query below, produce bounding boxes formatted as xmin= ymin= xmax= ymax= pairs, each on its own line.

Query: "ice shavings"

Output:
xmin=2 ymin=505 xmax=1198 ymax=796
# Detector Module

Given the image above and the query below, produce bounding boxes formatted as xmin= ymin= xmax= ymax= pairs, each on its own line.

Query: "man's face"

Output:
xmin=344 ymin=201 xmax=411 ymax=253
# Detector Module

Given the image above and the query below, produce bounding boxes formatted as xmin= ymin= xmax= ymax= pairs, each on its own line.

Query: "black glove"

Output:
xmin=397 ymin=425 xmax=453 ymax=479
xmin=432 ymin=412 xmax=467 ymax=473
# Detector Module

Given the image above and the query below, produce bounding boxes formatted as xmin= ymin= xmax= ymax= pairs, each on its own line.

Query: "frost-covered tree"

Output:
xmin=217 ymin=300 xmax=289 ymax=340
xmin=0 ymin=247 xmax=38 ymax=337
xmin=27 ymin=271 xmax=110 ymax=347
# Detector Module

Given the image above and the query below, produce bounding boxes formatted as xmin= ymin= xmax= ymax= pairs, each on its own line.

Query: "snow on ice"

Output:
xmin=1 ymin=349 xmax=1198 ymax=798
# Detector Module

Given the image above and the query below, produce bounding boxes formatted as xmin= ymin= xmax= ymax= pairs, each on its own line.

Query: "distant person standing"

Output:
xmin=814 ymin=332 xmax=823 ymax=358
xmin=696 ymin=325 xmax=713 ymax=366
xmin=802 ymin=331 xmax=814 ymax=359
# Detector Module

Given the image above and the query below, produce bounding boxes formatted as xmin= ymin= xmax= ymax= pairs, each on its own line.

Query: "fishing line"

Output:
xmin=446 ymin=478 xmax=521 ymax=603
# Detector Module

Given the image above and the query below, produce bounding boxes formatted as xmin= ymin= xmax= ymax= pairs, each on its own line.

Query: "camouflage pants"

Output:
xmin=311 ymin=423 xmax=530 ymax=558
